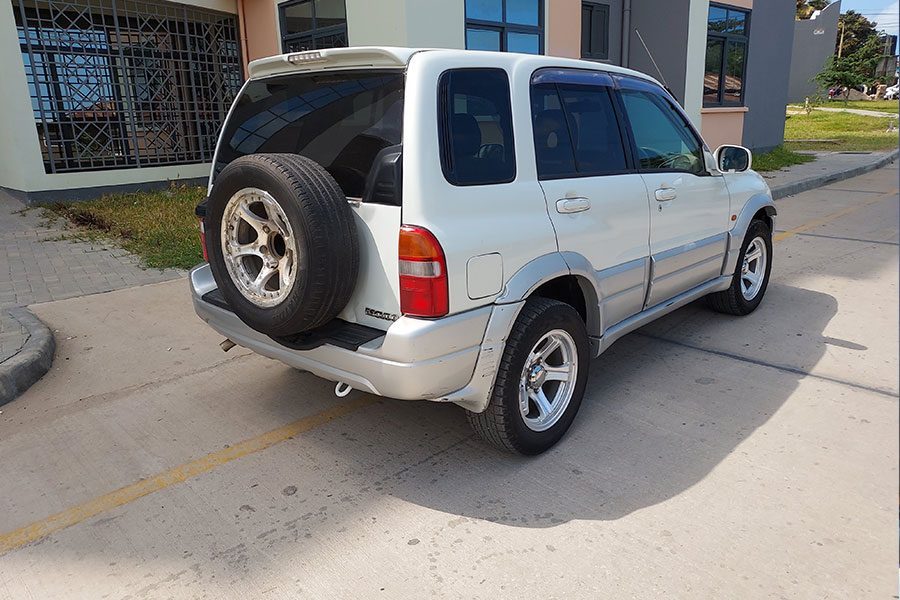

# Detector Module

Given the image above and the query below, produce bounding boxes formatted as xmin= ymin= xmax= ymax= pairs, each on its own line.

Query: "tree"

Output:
xmin=815 ymin=55 xmax=866 ymax=98
xmin=850 ymin=34 xmax=888 ymax=81
xmin=836 ymin=10 xmax=878 ymax=57
xmin=796 ymin=0 xmax=831 ymax=20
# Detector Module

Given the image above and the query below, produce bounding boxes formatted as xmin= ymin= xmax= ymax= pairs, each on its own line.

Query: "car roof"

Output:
xmin=247 ymin=46 xmax=662 ymax=87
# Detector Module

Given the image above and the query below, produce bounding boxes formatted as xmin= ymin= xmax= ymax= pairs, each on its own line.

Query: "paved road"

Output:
xmin=1 ymin=167 xmax=897 ymax=599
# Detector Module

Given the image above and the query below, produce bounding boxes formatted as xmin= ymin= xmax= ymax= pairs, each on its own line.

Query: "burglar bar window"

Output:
xmin=465 ymin=0 xmax=544 ymax=55
xmin=704 ymin=4 xmax=749 ymax=107
xmin=13 ymin=0 xmax=243 ymax=174
xmin=279 ymin=0 xmax=348 ymax=53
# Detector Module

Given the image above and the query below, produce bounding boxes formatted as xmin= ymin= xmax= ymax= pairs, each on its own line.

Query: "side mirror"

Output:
xmin=715 ymin=145 xmax=752 ymax=173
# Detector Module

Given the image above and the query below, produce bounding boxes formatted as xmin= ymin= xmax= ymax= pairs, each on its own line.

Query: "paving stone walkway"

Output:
xmin=0 ymin=191 xmax=183 ymax=363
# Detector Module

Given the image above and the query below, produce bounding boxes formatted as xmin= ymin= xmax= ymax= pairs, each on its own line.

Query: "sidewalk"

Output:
xmin=764 ymin=150 xmax=898 ymax=200
xmin=787 ymin=106 xmax=898 ymax=118
xmin=0 ymin=191 xmax=183 ymax=403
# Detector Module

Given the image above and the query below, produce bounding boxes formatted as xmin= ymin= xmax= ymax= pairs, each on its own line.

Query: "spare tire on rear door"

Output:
xmin=205 ymin=154 xmax=359 ymax=336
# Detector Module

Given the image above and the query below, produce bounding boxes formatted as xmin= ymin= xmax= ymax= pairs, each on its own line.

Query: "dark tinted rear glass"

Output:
xmin=439 ymin=68 xmax=516 ymax=186
xmin=557 ymin=84 xmax=627 ymax=174
xmin=215 ymin=70 xmax=404 ymax=197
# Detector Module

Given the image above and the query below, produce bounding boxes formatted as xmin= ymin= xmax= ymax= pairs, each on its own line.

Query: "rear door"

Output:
xmin=531 ymin=69 xmax=651 ymax=331
xmin=615 ymin=76 xmax=732 ymax=308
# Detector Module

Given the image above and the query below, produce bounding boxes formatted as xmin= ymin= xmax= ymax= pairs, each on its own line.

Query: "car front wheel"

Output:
xmin=706 ymin=219 xmax=773 ymax=315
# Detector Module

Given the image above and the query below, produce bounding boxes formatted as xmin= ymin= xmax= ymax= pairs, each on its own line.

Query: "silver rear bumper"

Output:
xmin=190 ymin=264 xmax=495 ymax=402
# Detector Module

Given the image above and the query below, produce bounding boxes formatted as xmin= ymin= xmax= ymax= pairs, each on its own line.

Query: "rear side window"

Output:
xmin=215 ymin=70 xmax=404 ymax=198
xmin=531 ymin=84 xmax=577 ymax=178
xmin=557 ymin=85 xmax=627 ymax=174
xmin=531 ymin=82 xmax=627 ymax=179
xmin=439 ymin=69 xmax=516 ymax=186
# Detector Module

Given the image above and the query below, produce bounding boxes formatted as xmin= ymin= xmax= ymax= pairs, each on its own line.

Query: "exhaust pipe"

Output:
xmin=334 ymin=381 xmax=352 ymax=398
xmin=220 ymin=338 xmax=236 ymax=352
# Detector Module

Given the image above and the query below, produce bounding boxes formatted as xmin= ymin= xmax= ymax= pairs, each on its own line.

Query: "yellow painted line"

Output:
xmin=0 ymin=395 xmax=375 ymax=556
xmin=774 ymin=187 xmax=899 ymax=242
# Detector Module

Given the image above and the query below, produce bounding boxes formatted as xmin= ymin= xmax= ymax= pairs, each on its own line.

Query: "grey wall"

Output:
xmin=742 ymin=0 xmax=796 ymax=153
xmin=788 ymin=0 xmax=841 ymax=102
xmin=627 ymin=0 xmax=691 ymax=104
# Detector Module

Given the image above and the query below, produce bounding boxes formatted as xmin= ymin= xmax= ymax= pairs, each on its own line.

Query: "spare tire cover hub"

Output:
xmin=221 ymin=187 xmax=297 ymax=308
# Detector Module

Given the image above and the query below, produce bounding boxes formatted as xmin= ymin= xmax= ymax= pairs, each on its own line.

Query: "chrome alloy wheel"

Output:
xmin=519 ymin=329 xmax=579 ymax=432
xmin=740 ymin=236 xmax=767 ymax=301
xmin=221 ymin=188 xmax=297 ymax=307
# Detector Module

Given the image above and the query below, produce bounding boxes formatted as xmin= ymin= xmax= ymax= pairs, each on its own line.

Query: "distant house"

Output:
xmin=0 ymin=0 xmax=795 ymax=203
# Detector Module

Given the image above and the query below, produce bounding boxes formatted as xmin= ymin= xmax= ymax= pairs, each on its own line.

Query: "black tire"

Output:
xmin=206 ymin=154 xmax=359 ymax=336
xmin=466 ymin=298 xmax=590 ymax=455
xmin=706 ymin=219 xmax=772 ymax=316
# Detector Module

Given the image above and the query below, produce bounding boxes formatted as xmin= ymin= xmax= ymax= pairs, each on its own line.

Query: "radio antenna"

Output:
xmin=634 ymin=29 xmax=669 ymax=88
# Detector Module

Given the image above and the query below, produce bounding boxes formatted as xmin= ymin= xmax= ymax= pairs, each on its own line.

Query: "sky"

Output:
xmin=837 ymin=0 xmax=900 ymax=36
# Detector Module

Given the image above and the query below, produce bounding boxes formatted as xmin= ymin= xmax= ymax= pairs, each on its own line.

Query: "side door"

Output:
xmin=531 ymin=69 xmax=651 ymax=331
xmin=615 ymin=76 xmax=732 ymax=308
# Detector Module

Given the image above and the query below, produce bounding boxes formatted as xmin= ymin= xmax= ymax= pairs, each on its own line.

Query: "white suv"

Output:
xmin=191 ymin=47 xmax=775 ymax=455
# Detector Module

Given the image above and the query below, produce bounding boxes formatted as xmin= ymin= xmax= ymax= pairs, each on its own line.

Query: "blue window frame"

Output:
xmin=465 ymin=0 xmax=543 ymax=55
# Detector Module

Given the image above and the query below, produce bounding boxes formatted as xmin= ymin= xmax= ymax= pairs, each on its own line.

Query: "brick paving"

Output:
xmin=0 ymin=191 xmax=184 ymax=363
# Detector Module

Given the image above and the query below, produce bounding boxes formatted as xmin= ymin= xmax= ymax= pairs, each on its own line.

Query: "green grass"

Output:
xmin=784 ymin=110 xmax=899 ymax=152
xmin=44 ymin=184 xmax=206 ymax=270
xmin=751 ymin=145 xmax=816 ymax=172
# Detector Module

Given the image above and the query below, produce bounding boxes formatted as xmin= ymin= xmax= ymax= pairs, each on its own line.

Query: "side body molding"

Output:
xmin=724 ymin=192 xmax=777 ymax=275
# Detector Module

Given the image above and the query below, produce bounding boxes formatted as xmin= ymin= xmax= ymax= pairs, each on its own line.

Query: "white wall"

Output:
xmin=346 ymin=0 xmax=464 ymax=49
xmin=683 ymin=0 xmax=710 ymax=128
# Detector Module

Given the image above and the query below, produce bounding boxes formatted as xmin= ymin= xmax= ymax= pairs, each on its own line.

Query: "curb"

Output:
xmin=0 ymin=307 xmax=55 ymax=407
xmin=770 ymin=150 xmax=899 ymax=200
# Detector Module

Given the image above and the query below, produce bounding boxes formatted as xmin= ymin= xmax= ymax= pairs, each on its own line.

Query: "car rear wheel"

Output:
xmin=466 ymin=298 xmax=590 ymax=455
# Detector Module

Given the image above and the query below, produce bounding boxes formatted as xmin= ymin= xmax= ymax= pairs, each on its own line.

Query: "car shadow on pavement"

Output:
xmin=281 ymin=282 xmax=840 ymax=527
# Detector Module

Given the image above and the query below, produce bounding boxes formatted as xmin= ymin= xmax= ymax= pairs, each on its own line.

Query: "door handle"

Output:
xmin=655 ymin=187 xmax=677 ymax=202
xmin=556 ymin=197 xmax=591 ymax=214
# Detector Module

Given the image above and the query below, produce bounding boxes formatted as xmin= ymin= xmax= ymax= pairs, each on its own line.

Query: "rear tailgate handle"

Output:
xmin=556 ymin=197 xmax=591 ymax=214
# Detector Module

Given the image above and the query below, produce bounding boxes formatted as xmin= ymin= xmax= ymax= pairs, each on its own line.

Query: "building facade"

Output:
xmin=0 ymin=0 xmax=793 ymax=202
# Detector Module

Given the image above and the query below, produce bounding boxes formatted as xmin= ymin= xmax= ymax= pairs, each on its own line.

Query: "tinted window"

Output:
xmin=619 ymin=89 xmax=704 ymax=174
xmin=439 ymin=69 xmax=516 ymax=186
xmin=531 ymin=82 xmax=627 ymax=179
xmin=215 ymin=71 xmax=403 ymax=198
xmin=531 ymin=84 xmax=577 ymax=178
xmin=558 ymin=84 xmax=627 ymax=174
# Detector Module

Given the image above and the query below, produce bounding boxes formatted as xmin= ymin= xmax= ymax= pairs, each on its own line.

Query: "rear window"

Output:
xmin=215 ymin=70 xmax=404 ymax=198
xmin=438 ymin=68 xmax=516 ymax=186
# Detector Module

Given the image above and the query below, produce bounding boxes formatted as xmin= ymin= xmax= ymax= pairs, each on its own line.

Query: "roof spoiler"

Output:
xmin=248 ymin=47 xmax=419 ymax=79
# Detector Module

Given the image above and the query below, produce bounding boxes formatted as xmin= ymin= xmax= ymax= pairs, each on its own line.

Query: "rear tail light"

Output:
xmin=198 ymin=218 xmax=209 ymax=262
xmin=399 ymin=225 xmax=448 ymax=317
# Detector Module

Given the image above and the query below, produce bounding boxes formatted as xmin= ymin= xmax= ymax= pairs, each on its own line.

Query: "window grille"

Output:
xmin=13 ymin=0 xmax=243 ymax=173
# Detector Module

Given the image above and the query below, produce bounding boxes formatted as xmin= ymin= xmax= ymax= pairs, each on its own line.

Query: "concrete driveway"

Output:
xmin=1 ymin=166 xmax=897 ymax=599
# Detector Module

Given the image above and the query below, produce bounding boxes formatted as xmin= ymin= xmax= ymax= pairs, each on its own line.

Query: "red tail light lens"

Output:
xmin=198 ymin=218 xmax=209 ymax=262
xmin=399 ymin=225 xmax=448 ymax=317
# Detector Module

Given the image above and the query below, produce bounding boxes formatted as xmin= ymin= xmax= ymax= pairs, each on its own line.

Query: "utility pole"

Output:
xmin=837 ymin=20 xmax=845 ymax=58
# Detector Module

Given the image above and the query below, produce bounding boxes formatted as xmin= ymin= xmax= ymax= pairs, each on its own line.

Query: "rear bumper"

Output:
xmin=190 ymin=264 xmax=492 ymax=401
